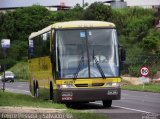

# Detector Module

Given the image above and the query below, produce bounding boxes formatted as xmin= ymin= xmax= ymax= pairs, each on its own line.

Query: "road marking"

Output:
xmin=112 ymin=105 xmax=152 ymax=113
xmin=5 ymin=88 xmax=30 ymax=94
xmin=92 ymin=102 xmax=152 ymax=113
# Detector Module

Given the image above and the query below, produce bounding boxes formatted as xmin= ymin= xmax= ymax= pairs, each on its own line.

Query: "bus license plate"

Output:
xmin=108 ymin=90 xmax=118 ymax=95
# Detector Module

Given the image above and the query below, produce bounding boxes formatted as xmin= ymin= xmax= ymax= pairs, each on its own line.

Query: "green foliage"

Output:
xmin=12 ymin=5 xmax=51 ymax=41
xmin=1 ymin=5 xmax=51 ymax=39
xmin=0 ymin=57 xmax=17 ymax=71
xmin=9 ymin=61 xmax=28 ymax=81
xmin=54 ymin=4 xmax=84 ymax=21
xmin=84 ymin=2 xmax=112 ymax=21
xmin=0 ymin=91 xmax=108 ymax=119
xmin=128 ymin=65 xmax=157 ymax=78
xmin=128 ymin=65 xmax=141 ymax=77
xmin=122 ymin=83 xmax=160 ymax=93
xmin=71 ymin=112 xmax=108 ymax=119
xmin=142 ymin=29 xmax=160 ymax=54
xmin=113 ymin=7 xmax=157 ymax=77
xmin=129 ymin=66 xmax=153 ymax=78
xmin=0 ymin=5 xmax=53 ymax=68
xmin=0 ymin=3 xmax=158 ymax=78
xmin=0 ymin=90 xmax=66 ymax=108
xmin=112 ymin=7 xmax=155 ymax=43
xmin=126 ymin=45 xmax=143 ymax=64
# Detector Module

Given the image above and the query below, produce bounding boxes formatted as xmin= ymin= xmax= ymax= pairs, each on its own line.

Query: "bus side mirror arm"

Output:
xmin=121 ymin=47 xmax=126 ymax=62
xmin=119 ymin=45 xmax=126 ymax=62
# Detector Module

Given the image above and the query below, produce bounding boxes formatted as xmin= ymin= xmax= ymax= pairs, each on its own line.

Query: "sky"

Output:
xmin=0 ymin=0 xmax=106 ymax=9
xmin=0 ymin=0 xmax=159 ymax=9
xmin=62 ymin=0 xmax=160 ymax=7
xmin=57 ymin=0 xmax=105 ymax=7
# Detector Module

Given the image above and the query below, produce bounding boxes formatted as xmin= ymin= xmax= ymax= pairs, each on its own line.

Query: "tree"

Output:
xmin=142 ymin=29 xmax=160 ymax=54
xmin=0 ymin=5 xmax=52 ymax=65
xmin=55 ymin=4 xmax=84 ymax=21
xmin=84 ymin=2 xmax=112 ymax=21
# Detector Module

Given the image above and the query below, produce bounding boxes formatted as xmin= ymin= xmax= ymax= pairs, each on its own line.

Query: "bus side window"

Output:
xmin=31 ymin=32 xmax=50 ymax=58
xmin=28 ymin=39 xmax=34 ymax=59
xmin=39 ymin=32 xmax=50 ymax=57
xmin=32 ymin=37 xmax=40 ymax=58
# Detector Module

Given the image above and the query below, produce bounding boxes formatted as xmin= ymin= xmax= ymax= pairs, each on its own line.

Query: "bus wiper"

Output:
xmin=73 ymin=56 xmax=84 ymax=80
xmin=93 ymin=56 xmax=106 ymax=79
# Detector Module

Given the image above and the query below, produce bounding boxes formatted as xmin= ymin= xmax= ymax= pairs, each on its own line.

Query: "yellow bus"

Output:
xmin=28 ymin=21 xmax=125 ymax=107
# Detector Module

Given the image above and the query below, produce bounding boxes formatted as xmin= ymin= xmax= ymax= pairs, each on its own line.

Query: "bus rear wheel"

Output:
xmin=102 ymin=100 xmax=112 ymax=108
xmin=50 ymin=82 xmax=53 ymax=100
xmin=33 ymin=81 xmax=39 ymax=97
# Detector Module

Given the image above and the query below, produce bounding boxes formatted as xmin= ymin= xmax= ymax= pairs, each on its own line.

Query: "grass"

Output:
xmin=122 ymin=83 xmax=160 ymax=93
xmin=69 ymin=111 xmax=108 ymax=119
xmin=0 ymin=90 xmax=109 ymax=119
xmin=9 ymin=61 xmax=28 ymax=82
xmin=0 ymin=61 xmax=28 ymax=82
xmin=0 ymin=90 xmax=66 ymax=108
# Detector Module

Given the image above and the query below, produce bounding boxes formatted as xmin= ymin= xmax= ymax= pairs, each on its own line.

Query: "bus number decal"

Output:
xmin=64 ymin=81 xmax=74 ymax=84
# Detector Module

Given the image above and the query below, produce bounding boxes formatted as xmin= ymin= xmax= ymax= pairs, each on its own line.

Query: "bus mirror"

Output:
xmin=121 ymin=47 xmax=126 ymax=62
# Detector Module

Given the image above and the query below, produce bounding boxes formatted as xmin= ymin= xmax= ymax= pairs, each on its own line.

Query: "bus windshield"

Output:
xmin=55 ymin=29 xmax=119 ymax=79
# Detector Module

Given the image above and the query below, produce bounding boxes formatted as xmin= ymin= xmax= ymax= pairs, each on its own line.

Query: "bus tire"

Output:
xmin=33 ymin=81 xmax=36 ymax=97
xmin=65 ymin=102 xmax=74 ymax=108
xmin=35 ymin=81 xmax=39 ymax=97
xmin=50 ymin=82 xmax=53 ymax=100
xmin=34 ymin=81 xmax=39 ymax=97
xmin=102 ymin=100 xmax=112 ymax=108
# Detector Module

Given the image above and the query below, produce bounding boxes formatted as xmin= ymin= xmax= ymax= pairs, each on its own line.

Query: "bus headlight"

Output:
xmin=106 ymin=82 xmax=120 ymax=87
xmin=58 ymin=84 xmax=74 ymax=89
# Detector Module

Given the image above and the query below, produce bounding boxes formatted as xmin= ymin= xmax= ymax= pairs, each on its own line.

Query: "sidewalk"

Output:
xmin=0 ymin=106 xmax=66 ymax=113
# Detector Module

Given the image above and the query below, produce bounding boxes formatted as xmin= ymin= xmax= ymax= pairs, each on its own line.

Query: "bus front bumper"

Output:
xmin=56 ymin=87 xmax=121 ymax=102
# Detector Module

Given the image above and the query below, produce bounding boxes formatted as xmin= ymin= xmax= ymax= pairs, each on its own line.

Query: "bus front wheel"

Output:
xmin=102 ymin=100 xmax=112 ymax=108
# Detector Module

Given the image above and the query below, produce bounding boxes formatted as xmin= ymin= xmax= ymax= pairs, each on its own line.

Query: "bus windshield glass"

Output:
xmin=55 ymin=29 xmax=119 ymax=79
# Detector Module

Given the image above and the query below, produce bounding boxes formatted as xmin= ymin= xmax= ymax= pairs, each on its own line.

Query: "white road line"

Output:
xmin=112 ymin=105 xmax=152 ymax=113
xmin=92 ymin=102 xmax=153 ymax=113
xmin=6 ymin=88 xmax=30 ymax=93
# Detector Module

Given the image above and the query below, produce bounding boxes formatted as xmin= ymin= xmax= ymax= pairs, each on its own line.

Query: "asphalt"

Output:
xmin=0 ymin=81 xmax=160 ymax=119
xmin=0 ymin=81 xmax=30 ymax=95
xmin=113 ymin=90 xmax=160 ymax=113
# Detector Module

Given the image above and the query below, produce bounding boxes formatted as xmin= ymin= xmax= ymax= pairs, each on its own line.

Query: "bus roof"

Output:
xmin=52 ymin=20 xmax=115 ymax=28
xmin=29 ymin=21 xmax=115 ymax=39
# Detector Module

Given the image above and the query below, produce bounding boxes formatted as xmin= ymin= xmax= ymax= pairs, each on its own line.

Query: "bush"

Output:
xmin=84 ymin=2 xmax=112 ymax=21
xmin=128 ymin=65 xmax=141 ymax=77
xmin=142 ymin=29 xmax=160 ymax=54
xmin=9 ymin=62 xmax=28 ymax=81
xmin=128 ymin=65 xmax=157 ymax=78
xmin=0 ymin=3 xmax=157 ymax=77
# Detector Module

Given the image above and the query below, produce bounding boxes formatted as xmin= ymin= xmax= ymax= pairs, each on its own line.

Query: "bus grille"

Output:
xmin=75 ymin=84 xmax=88 ymax=87
xmin=75 ymin=83 xmax=104 ymax=87
xmin=92 ymin=83 xmax=104 ymax=86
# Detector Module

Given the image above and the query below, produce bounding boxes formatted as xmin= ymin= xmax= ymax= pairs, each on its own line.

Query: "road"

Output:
xmin=0 ymin=81 xmax=30 ymax=95
xmin=0 ymin=81 xmax=160 ymax=119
